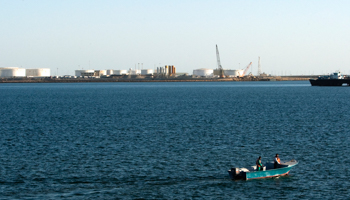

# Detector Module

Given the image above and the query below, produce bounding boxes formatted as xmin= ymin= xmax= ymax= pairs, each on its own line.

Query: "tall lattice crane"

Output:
xmin=258 ymin=57 xmax=262 ymax=75
xmin=216 ymin=45 xmax=225 ymax=78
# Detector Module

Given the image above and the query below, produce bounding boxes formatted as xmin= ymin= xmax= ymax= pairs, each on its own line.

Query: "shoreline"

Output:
xmin=0 ymin=76 xmax=316 ymax=83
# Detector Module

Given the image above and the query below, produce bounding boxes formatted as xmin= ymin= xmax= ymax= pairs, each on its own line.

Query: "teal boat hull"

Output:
xmin=228 ymin=160 xmax=298 ymax=180
xmin=244 ymin=165 xmax=293 ymax=180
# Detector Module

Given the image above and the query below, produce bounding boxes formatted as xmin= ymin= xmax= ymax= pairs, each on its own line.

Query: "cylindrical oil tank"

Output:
xmin=193 ymin=68 xmax=214 ymax=77
xmin=0 ymin=67 xmax=26 ymax=77
xmin=75 ymin=70 xmax=94 ymax=76
xmin=114 ymin=70 xmax=128 ymax=75
xmin=106 ymin=69 xmax=113 ymax=75
xmin=165 ymin=65 xmax=168 ymax=75
xmin=141 ymin=69 xmax=154 ymax=75
xmin=129 ymin=69 xmax=141 ymax=75
xmin=26 ymin=68 xmax=50 ymax=77
xmin=98 ymin=70 xmax=107 ymax=76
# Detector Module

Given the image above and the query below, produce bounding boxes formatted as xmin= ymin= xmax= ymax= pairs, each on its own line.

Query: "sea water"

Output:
xmin=0 ymin=81 xmax=349 ymax=199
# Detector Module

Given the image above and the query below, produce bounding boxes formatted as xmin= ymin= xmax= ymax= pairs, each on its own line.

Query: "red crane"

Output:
xmin=241 ymin=62 xmax=252 ymax=77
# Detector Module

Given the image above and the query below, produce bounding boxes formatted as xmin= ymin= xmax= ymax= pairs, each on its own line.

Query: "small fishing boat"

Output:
xmin=228 ymin=160 xmax=298 ymax=180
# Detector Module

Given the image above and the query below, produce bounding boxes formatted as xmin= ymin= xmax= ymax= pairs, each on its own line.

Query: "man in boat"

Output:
xmin=274 ymin=154 xmax=281 ymax=169
xmin=256 ymin=156 xmax=263 ymax=171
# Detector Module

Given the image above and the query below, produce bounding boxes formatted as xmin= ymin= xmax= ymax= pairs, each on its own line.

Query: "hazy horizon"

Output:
xmin=1 ymin=0 xmax=349 ymax=76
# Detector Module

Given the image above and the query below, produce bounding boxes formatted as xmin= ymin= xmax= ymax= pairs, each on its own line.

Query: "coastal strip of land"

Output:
xmin=0 ymin=75 xmax=318 ymax=83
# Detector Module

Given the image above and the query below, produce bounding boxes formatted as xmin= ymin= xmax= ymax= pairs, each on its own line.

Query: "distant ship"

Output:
xmin=309 ymin=72 xmax=350 ymax=86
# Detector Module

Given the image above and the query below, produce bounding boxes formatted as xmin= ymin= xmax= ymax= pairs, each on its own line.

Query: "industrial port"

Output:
xmin=0 ymin=45 xmax=332 ymax=83
xmin=0 ymin=65 xmax=325 ymax=83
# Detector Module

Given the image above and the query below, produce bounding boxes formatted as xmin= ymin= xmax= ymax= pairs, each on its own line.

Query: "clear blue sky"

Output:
xmin=1 ymin=0 xmax=349 ymax=75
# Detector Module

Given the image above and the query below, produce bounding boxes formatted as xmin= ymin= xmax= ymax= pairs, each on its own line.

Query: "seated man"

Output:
xmin=274 ymin=154 xmax=281 ymax=169
xmin=256 ymin=156 xmax=263 ymax=171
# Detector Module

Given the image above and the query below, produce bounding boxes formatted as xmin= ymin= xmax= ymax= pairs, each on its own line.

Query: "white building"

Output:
xmin=193 ymin=68 xmax=214 ymax=77
xmin=75 ymin=70 xmax=94 ymax=76
xmin=0 ymin=67 xmax=26 ymax=78
xmin=26 ymin=68 xmax=50 ymax=77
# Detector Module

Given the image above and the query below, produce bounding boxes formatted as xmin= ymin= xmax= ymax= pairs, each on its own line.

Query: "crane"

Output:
xmin=216 ymin=44 xmax=225 ymax=78
xmin=241 ymin=62 xmax=253 ymax=77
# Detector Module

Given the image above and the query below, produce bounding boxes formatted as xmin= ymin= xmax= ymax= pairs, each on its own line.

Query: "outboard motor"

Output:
xmin=230 ymin=168 xmax=241 ymax=179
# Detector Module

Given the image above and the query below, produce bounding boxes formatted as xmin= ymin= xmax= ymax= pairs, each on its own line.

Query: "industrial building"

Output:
xmin=75 ymin=70 xmax=95 ymax=76
xmin=0 ymin=67 xmax=26 ymax=78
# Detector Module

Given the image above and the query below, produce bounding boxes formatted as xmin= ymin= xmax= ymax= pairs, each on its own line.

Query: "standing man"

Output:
xmin=256 ymin=156 xmax=263 ymax=171
xmin=274 ymin=154 xmax=281 ymax=169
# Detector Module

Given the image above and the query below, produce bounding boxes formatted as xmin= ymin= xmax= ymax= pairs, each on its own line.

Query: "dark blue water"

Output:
xmin=0 ymin=81 xmax=349 ymax=199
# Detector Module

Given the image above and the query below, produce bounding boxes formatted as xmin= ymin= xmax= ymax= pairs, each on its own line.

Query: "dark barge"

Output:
xmin=310 ymin=72 xmax=350 ymax=86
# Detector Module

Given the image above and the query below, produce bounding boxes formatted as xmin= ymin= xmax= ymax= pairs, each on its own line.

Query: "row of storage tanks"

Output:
xmin=157 ymin=65 xmax=176 ymax=75
xmin=193 ymin=68 xmax=244 ymax=77
xmin=75 ymin=65 xmax=176 ymax=76
xmin=75 ymin=66 xmax=176 ymax=76
xmin=75 ymin=69 xmax=154 ymax=76
xmin=0 ymin=67 xmax=50 ymax=78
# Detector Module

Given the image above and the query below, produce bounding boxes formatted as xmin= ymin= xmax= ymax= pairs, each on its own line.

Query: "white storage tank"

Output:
xmin=129 ymin=69 xmax=141 ymax=75
xmin=224 ymin=69 xmax=244 ymax=77
xmin=26 ymin=68 xmax=50 ymax=77
xmin=141 ymin=69 xmax=153 ymax=75
xmin=106 ymin=69 xmax=113 ymax=75
xmin=114 ymin=70 xmax=128 ymax=75
xmin=193 ymin=68 xmax=214 ymax=77
xmin=0 ymin=67 xmax=26 ymax=78
xmin=75 ymin=70 xmax=94 ymax=76
xmin=98 ymin=70 xmax=107 ymax=76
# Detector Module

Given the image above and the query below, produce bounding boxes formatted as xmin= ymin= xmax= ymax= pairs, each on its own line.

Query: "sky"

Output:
xmin=1 ymin=0 xmax=350 ymax=76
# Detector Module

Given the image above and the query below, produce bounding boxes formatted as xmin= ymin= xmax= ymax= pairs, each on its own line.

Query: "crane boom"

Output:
xmin=216 ymin=45 xmax=224 ymax=78
xmin=242 ymin=62 xmax=252 ymax=77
